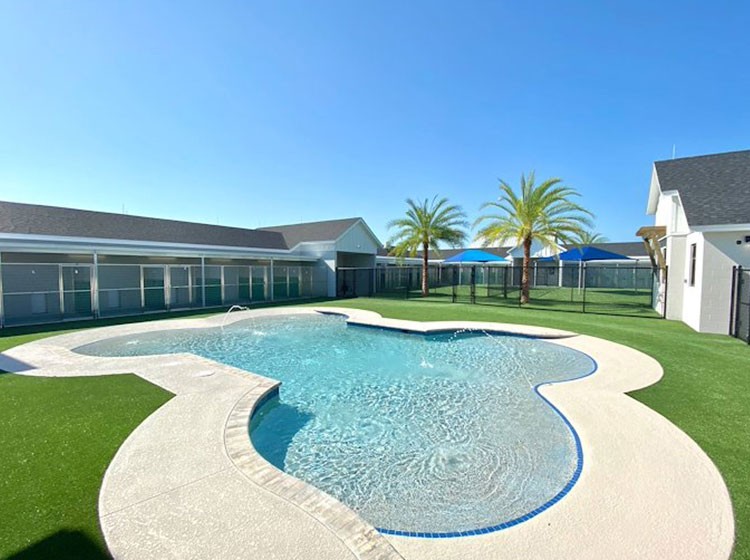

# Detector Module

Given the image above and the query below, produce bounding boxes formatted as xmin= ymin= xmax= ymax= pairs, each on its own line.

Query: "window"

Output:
xmin=689 ymin=243 xmax=697 ymax=287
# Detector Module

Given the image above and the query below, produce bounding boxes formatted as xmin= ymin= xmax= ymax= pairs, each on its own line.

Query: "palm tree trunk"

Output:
xmin=521 ymin=237 xmax=532 ymax=304
xmin=422 ymin=241 xmax=429 ymax=297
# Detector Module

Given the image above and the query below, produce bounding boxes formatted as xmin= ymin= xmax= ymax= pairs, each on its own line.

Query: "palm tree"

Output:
xmin=387 ymin=197 xmax=468 ymax=296
xmin=474 ymin=172 xmax=593 ymax=304
xmin=575 ymin=230 xmax=609 ymax=245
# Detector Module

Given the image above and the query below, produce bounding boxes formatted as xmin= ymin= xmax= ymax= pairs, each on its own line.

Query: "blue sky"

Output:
xmin=1 ymin=1 xmax=748 ymax=245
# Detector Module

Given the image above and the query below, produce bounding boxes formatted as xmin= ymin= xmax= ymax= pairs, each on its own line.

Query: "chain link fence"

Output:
xmin=731 ymin=266 xmax=750 ymax=343
xmin=338 ymin=262 xmax=660 ymax=317
xmin=0 ymin=254 xmax=328 ymax=328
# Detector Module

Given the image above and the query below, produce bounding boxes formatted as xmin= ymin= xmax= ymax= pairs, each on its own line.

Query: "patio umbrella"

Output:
xmin=539 ymin=246 xmax=631 ymax=262
xmin=538 ymin=246 xmax=631 ymax=290
xmin=443 ymin=249 xmax=509 ymax=263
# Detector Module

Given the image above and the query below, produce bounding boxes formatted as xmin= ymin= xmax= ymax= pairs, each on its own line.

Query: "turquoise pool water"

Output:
xmin=77 ymin=313 xmax=595 ymax=535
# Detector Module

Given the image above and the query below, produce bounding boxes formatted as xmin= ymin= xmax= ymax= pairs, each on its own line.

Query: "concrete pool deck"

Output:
xmin=0 ymin=307 xmax=735 ymax=560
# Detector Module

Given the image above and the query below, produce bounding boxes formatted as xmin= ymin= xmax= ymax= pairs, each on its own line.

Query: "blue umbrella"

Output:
xmin=539 ymin=246 xmax=631 ymax=262
xmin=443 ymin=249 xmax=508 ymax=263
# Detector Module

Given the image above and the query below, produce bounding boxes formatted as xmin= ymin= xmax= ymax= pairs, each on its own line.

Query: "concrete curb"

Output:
xmin=0 ymin=306 xmax=735 ymax=559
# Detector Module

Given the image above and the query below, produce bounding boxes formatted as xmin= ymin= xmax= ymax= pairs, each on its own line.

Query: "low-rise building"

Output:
xmin=640 ymin=149 xmax=750 ymax=334
xmin=0 ymin=201 xmax=381 ymax=327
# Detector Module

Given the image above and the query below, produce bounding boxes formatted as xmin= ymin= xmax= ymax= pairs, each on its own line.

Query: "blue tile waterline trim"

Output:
xmin=267 ymin=311 xmax=599 ymax=540
xmin=376 ymin=351 xmax=598 ymax=539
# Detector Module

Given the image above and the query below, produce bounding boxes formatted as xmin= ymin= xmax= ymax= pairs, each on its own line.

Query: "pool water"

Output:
xmin=77 ymin=313 xmax=595 ymax=535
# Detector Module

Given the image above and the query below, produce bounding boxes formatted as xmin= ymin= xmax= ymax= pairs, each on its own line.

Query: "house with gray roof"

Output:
xmin=642 ymin=149 xmax=750 ymax=334
xmin=0 ymin=201 xmax=382 ymax=326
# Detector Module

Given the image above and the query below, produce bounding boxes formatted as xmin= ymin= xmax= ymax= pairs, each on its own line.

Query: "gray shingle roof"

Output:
xmin=654 ymin=150 xmax=750 ymax=226
xmin=260 ymin=218 xmax=363 ymax=248
xmin=0 ymin=201 xmax=288 ymax=249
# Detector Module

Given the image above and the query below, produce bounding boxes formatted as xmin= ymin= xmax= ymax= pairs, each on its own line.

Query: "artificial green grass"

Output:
xmin=313 ymin=297 xmax=749 ymax=559
xmin=0 ymin=372 xmax=172 ymax=559
xmin=385 ymin=285 xmax=658 ymax=317
xmin=0 ymin=298 xmax=746 ymax=558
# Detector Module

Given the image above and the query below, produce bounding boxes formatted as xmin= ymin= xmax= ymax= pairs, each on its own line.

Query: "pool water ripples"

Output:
xmin=77 ymin=314 xmax=595 ymax=535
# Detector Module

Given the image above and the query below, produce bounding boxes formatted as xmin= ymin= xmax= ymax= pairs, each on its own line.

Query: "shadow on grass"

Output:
xmin=5 ymin=530 xmax=110 ymax=560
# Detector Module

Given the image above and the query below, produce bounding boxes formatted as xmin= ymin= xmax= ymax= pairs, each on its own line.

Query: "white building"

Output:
xmin=641 ymin=149 xmax=750 ymax=334
xmin=0 ymin=201 xmax=382 ymax=327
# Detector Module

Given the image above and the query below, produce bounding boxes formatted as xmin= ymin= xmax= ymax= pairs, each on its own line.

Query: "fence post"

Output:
xmin=582 ymin=263 xmax=587 ymax=313
xmin=662 ymin=266 xmax=669 ymax=319
xmin=729 ymin=266 xmax=738 ymax=336
xmin=0 ymin=253 xmax=5 ymax=328
xmin=470 ymin=266 xmax=476 ymax=304
xmin=737 ymin=266 xmax=750 ymax=344
xmin=452 ymin=266 xmax=457 ymax=303
xmin=503 ymin=266 xmax=508 ymax=299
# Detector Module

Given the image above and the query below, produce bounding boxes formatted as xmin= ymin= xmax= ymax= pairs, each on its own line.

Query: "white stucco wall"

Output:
xmin=664 ymin=235 xmax=686 ymax=323
xmin=654 ymin=192 xmax=689 ymax=236
xmin=680 ymin=232 xmax=703 ymax=331
xmin=697 ymin=231 xmax=750 ymax=334
xmin=291 ymin=241 xmax=338 ymax=297
xmin=289 ymin=222 xmax=382 ymax=297
xmin=662 ymin=230 xmax=749 ymax=334
xmin=649 ymin=164 xmax=749 ymax=334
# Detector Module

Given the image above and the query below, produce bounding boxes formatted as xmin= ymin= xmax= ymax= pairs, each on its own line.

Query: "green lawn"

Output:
xmin=0 ymin=298 xmax=747 ymax=558
xmin=384 ymin=284 xmax=657 ymax=317
xmin=0 ymin=369 xmax=172 ymax=559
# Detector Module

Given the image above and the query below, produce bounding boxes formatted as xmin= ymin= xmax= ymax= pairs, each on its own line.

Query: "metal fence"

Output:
xmin=339 ymin=262 xmax=660 ymax=317
xmin=0 ymin=253 xmax=329 ymax=328
xmin=731 ymin=266 xmax=750 ymax=343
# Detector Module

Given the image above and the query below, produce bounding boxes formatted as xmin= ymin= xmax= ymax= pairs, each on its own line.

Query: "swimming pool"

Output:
xmin=77 ymin=313 xmax=595 ymax=536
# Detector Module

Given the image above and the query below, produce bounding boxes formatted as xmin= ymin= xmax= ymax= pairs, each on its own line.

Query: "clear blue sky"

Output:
xmin=1 ymin=1 xmax=748 ymax=244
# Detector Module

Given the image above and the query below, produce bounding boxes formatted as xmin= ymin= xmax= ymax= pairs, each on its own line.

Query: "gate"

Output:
xmin=731 ymin=266 xmax=750 ymax=343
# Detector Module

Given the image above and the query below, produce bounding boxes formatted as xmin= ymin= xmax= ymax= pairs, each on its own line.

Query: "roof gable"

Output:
xmin=653 ymin=150 xmax=750 ymax=227
xmin=260 ymin=217 xmax=366 ymax=248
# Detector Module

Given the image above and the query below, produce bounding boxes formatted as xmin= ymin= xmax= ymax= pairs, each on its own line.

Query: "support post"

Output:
xmin=730 ymin=266 xmax=750 ymax=338
xmin=470 ymin=265 xmax=476 ymax=304
xmin=452 ymin=266 xmax=457 ymax=303
xmin=58 ymin=264 xmax=65 ymax=316
xmin=269 ymin=259 xmax=274 ymax=301
xmin=0 ymin=252 xmax=5 ymax=328
xmin=663 ymin=265 xmax=669 ymax=319
xmin=139 ymin=265 xmax=145 ymax=310
xmin=201 ymin=257 xmax=206 ymax=307
xmin=220 ymin=266 xmax=226 ymax=305
xmin=165 ymin=265 xmax=172 ymax=310
xmin=92 ymin=252 xmax=100 ymax=318
xmin=582 ymin=263 xmax=587 ymax=313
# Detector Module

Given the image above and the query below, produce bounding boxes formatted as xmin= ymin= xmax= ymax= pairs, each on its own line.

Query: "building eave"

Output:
xmin=0 ymin=233 xmax=319 ymax=261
